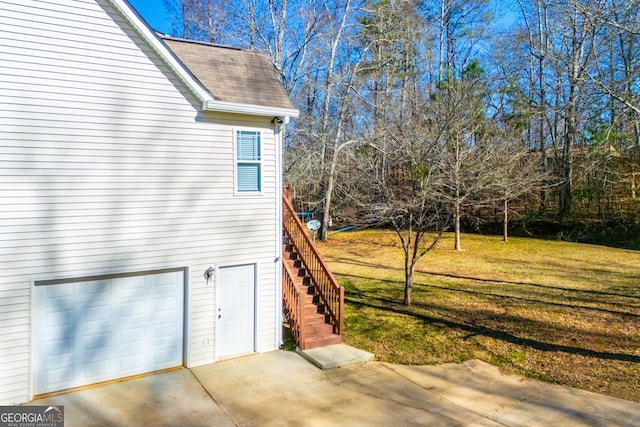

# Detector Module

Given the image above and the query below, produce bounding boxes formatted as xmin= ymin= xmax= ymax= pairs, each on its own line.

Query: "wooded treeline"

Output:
xmin=164 ymin=0 xmax=640 ymax=248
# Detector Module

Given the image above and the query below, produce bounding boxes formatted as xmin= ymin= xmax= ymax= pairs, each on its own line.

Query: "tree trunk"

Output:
xmin=503 ymin=199 xmax=509 ymax=242
xmin=319 ymin=137 xmax=339 ymax=241
xmin=561 ymin=86 xmax=576 ymax=217
xmin=538 ymin=49 xmax=548 ymax=214
xmin=319 ymin=176 xmax=334 ymax=241
xmin=316 ymin=0 xmax=351 ymax=241
xmin=404 ymin=262 xmax=414 ymax=306
xmin=537 ymin=1 xmax=549 ymax=215
xmin=454 ymin=200 xmax=462 ymax=250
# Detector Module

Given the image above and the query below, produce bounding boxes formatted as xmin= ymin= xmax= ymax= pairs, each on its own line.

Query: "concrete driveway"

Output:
xmin=30 ymin=350 xmax=640 ymax=426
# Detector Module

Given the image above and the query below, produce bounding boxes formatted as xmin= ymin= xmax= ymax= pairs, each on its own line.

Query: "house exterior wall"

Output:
xmin=0 ymin=0 xmax=281 ymax=404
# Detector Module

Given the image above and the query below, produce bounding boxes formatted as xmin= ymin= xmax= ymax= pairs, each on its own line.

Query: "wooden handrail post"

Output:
xmin=283 ymin=184 xmax=293 ymax=204
xmin=339 ymin=286 xmax=345 ymax=335
xmin=297 ymin=286 xmax=305 ymax=349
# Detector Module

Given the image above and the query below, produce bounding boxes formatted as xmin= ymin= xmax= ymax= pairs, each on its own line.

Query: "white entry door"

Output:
xmin=216 ymin=264 xmax=255 ymax=359
xmin=33 ymin=270 xmax=184 ymax=395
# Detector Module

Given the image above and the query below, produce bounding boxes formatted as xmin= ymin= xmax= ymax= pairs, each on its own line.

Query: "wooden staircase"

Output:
xmin=282 ymin=185 xmax=344 ymax=350
xmin=283 ymin=241 xmax=342 ymax=349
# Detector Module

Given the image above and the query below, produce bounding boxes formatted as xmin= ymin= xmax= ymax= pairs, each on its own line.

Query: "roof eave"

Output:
xmin=109 ymin=0 xmax=300 ymax=120
xmin=204 ymin=100 xmax=300 ymax=119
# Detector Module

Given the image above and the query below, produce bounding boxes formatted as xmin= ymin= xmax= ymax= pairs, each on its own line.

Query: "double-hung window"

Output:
xmin=235 ymin=130 xmax=262 ymax=193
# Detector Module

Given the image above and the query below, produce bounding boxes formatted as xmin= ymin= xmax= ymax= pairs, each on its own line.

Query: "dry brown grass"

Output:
xmin=317 ymin=230 xmax=640 ymax=402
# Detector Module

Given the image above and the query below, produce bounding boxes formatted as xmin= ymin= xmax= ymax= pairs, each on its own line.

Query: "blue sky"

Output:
xmin=128 ymin=0 xmax=172 ymax=34
xmin=126 ymin=0 xmax=519 ymax=38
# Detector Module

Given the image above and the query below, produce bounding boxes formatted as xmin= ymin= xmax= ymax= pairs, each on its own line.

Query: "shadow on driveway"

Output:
xmin=30 ymin=350 xmax=640 ymax=426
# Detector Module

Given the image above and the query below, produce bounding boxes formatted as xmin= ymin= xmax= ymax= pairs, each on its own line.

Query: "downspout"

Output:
xmin=274 ymin=116 xmax=289 ymax=348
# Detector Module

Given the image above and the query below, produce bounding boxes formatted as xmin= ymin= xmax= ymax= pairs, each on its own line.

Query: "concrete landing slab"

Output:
xmin=297 ymin=343 xmax=375 ymax=369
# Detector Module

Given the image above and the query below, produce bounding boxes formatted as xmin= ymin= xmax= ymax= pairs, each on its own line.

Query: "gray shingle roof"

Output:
xmin=162 ymin=37 xmax=294 ymax=111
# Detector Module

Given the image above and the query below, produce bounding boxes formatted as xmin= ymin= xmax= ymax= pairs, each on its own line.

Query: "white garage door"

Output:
xmin=33 ymin=270 xmax=184 ymax=395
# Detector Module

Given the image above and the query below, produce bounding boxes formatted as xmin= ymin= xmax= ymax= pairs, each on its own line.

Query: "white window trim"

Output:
xmin=233 ymin=128 xmax=263 ymax=195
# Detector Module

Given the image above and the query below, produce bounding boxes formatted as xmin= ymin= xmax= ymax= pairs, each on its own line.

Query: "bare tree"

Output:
xmin=428 ymin=61 xmax=505 ymax=250
xmin=355 ymin=103 xmax=451 ymax=306
xmin=433 ymin=0 xmax=493 ymax=80
xmin=491 ymin=138 xmax=547 ymax=241
xmin=516 ymin=0 xmax=552 ymax=213
xmin=585 ymin=0 xmax=640 ymax=204
xmin=357 ymin=0 xmax=425 ymax=183
xmin=315 ymin=0 xmax=358 ymax=241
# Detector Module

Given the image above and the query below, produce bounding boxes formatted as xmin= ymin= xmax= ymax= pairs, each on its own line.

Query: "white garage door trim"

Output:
xmin=31 ymin=268 xmax=187 ymax=397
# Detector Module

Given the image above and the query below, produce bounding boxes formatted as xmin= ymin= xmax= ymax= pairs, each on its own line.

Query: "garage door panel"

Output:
xmin=46 ymin=308 xmax=73 ymax=327
xmin=154 ymin=321 xmax=178 ymax=338
xmin=155 ymin=272 xmax=178 ymax=286
xmin=120 ymin=326 xmax=144 ymax=344
xmin=83 ymin=334 xmax=110 ymax=359
xmin=46 ymin=366 xmax=73 ymax=387
xmin=121 ymin=300 xmax=146 ymax=317
xmin=154 ymin=296 xmax=179 ymax=313
xmin=84 ymin=359 xmax=111 ymax=379
xmin=84 ymin=304 xmax=111 ymax=322
xmin=45 ymin=284 xmax=73 ymax=298
xmin=43 ymin=354 xmax=73 ymax=371
xmin=34 ymin=270 xmax=184 ymax=395
xmin=44 ymin=337 xmax=72 ymax=356
xmin=119 ymin=353 xmax=144 ymax=371
xmin=83 ymin=280 xmax=110 ymax=296
xmin=154 ymin=348 xmax=178 ymax=365
xmin=121 ymin=276 xmax=145 ymax=291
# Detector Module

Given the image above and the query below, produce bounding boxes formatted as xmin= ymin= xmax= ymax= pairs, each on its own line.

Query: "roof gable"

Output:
xmin=107 ymin=0 xmax=297 ymax=118
xmin=163 ymin=37 xmax=296 ymax=113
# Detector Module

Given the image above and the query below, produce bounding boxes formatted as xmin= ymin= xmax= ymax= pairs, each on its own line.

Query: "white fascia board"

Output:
xmin=107 ymin=0 xmax=213 ymax=104
xmin=204 ymin=100 xmax=300 ymax=119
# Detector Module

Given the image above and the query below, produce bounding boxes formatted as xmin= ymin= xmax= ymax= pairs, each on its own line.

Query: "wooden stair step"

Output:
xmin=305 ymin=322 xmax=334 ymax=335
xmin=289 ymin=276 xmax=309 ymax=288
xmin=303 ymin=299 xmax=322 ymax=307
xmin=305 ymin=312 xmax=330 ymax=325
xmin=284 ymin=260 xmax=305 ymax=274
xmin=302 ymin=290 xmax=320 ymax=299
xmin=303 ymin=333 xmax=342 ymax=350
xmin=303 ymin=303 xmax=325 ymax=315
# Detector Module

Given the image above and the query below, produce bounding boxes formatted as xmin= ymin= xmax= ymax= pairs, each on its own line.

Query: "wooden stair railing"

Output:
xmin=282 ymin=259 xmax=305 ymax=348
xmin=282 ymin=188 xmax=344 ymax=350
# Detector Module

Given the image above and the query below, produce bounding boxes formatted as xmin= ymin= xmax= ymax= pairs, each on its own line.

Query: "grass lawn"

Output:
xmin=316 ymin=230 xmax=640 ymax=402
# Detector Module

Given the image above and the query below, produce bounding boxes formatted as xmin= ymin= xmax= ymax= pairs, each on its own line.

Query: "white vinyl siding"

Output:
xmin=235 ymin=130 xmax=262 ymax=193
xmin=0 ymin=0 xmax=280 ymax=404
